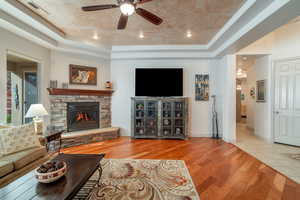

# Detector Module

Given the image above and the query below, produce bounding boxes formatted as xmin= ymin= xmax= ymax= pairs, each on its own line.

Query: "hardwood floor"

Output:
xmin=62 ymin=137 xmax=300 ymax=200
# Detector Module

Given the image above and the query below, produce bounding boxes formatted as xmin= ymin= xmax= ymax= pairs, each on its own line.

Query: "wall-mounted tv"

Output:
xmin=135 ymin=68 xmax=183 ymax=97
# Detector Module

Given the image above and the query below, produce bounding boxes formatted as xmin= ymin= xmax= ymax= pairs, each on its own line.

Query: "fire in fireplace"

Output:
xmin=67 ymin=102 xmax=99 ymax=132
xmin=75 ymin=112 xmax=91 ymax=122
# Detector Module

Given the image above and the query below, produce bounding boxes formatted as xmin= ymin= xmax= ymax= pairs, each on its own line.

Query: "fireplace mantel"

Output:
xmin=47 ymin=88 xmax=114 ymax=96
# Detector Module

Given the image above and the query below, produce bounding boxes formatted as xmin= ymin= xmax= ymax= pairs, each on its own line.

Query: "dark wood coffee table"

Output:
xmin=0 ymin=153 xmax=105 ymax=200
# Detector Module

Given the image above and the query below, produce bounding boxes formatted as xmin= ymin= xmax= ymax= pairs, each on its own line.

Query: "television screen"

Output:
xmin=135 ymin=68 xmax=183 ymax=97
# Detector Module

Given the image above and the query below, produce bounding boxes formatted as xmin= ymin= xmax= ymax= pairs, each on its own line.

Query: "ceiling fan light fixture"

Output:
xmin=120 ymin=2 xmax=135 ymax=16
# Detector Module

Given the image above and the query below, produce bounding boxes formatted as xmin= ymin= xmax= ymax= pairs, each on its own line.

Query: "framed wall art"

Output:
xmin=256 ymin=80 xmax=266 ymax=102
xmin=69 ymin=65 xmax=97 ymax=85
xmin=195 ymin=74 xmax=209 ymax=101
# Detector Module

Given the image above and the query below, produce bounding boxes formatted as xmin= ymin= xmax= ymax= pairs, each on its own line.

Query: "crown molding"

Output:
xmin=6 ymin=0 xmax=65 ymax=37
xmin=111 ymin=0 xmax=257 ymax=59
xmin=0 ymin=0 xmax=299 ymax=60
xmin=111 ymin=0 xmax=299 ymax=60
xmin=0 ymin=0 xmax=111 ymax=59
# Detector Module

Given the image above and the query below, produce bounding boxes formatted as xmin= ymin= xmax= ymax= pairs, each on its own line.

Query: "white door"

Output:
xmin=274 ymin=59 xmax=300 ymax=146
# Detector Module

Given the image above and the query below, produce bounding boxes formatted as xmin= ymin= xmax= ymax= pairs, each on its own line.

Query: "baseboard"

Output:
xmin=189 ymin=132 xmax=223 ymax=138
xmin=223 ymin=137 xmax=236 ymax=144
xmin=189 ymin=134 xmax=212 ymax=138
xmin=253 ymin=133 xmax=273 ymax=143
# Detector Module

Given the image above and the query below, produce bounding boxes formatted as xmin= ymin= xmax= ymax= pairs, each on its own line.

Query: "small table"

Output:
xmin=0 ymin=153 xmax=105 ymax=200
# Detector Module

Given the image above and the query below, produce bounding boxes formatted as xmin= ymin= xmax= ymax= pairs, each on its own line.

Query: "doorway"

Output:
xmin=235 ymin=55 xmax=256 ymax=141
xmin=6 ymin=53 xmax=38 ymax=125
xmin=235 ymin=55 xmax=272 ymax=142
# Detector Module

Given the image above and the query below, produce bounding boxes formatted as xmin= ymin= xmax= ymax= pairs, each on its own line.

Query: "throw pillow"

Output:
xmin=0 ymin=123 xmax=41 ymax=155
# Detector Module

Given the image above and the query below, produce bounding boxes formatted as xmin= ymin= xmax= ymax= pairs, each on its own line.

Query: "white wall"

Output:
xmin=217 ymin=55 xmax=236 ymax=143
xmin=50 ymin=51 xmax=111 ymax=90
xmin=272 ymin=19 xmax=300 ymax=60
xmin=0 ymin=27 xmax=51 ymax=124
xmin=246 ymin=56 xmax=271 ymax=141
xmin=111 ymin=59 xmax=221 ymax=137
xmin=240 ymin=18 xmax=300 ymax=60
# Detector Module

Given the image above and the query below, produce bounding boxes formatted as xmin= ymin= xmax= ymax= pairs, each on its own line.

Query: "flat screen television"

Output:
xmin=135 ymin=68 xmax=183 ymax=97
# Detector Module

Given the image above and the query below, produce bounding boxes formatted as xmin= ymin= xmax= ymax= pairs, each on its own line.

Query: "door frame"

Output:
xmin=5 ymin=50 xmax=42 ymax=125
xmin=234 ymin=54 xmax=273 ymax=143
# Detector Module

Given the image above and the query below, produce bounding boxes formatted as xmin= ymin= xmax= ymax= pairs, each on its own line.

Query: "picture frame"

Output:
xmin=69 ymin=65 xmax=97 ymax=85
xmin=195 ymin=74 xmax=209 ymax=101
xmin=256 ymin=80 xmax=266 ymax=102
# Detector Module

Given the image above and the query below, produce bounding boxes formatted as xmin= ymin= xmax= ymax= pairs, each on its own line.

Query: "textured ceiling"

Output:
xmin=18 ymin=0 xmax=245 ymax=46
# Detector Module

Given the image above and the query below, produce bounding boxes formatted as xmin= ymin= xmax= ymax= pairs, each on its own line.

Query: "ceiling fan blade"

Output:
xmin=118 ymin=14 xmax=128 ymax=30
xmin=135 ymin=8 xmax=163 ymax=25
xmin=82 ymin=5 xmax=119 ymax=12
xmin=136 ymin=0 xmax=153 ymax=4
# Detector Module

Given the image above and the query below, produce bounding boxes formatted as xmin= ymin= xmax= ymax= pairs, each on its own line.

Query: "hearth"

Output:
xmin=67 ymin=102 xmax=99 ymax=132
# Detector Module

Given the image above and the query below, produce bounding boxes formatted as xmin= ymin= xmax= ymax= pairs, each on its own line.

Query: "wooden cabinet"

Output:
xmin=131 ymin=97 xmax=188 ymax=139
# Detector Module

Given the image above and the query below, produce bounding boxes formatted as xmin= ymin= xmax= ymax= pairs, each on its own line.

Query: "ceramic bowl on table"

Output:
xmin=35 ymin=161 xmax=67 ymax=183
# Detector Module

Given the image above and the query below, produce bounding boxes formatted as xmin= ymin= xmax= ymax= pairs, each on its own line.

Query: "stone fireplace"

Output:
xmin=47 ymin=88 xmax=119 ymax=148
xmin=49 ymin=93 xmax=111 ymax=133
xmin=67 ymin=102 xmax=99 ymax=132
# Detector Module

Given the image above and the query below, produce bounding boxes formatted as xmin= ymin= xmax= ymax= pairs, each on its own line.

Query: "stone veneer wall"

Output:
xmin=49 ymin=95 xmax=111 ymax=132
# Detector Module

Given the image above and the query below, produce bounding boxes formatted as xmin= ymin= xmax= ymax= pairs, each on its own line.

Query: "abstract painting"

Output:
xmin=69 ymin=65 xmax=97 ymax=85
xmin=195 ymin=74 xmax=209 ymax=101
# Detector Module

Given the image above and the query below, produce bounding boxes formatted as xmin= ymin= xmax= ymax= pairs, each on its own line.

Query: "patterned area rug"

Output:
xmin=73 ymin=159 xmax=199 ymax=200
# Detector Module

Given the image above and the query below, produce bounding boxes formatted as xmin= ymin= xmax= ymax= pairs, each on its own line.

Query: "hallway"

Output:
xmin=236 ymin=123 xmax=300 ymax=183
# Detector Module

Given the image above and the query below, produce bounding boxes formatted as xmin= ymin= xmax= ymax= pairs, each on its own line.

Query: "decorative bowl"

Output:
xmin=35 ymin=161 xmax=67 ymax=183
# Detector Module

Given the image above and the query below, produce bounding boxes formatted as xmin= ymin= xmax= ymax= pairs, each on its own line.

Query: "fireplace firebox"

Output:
xmin=67 ymin=102 xmax=99 ymax=132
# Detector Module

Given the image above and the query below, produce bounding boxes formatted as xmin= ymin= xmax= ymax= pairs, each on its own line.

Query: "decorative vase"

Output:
xmin=105 ymin=81 xmax=112 ymax=89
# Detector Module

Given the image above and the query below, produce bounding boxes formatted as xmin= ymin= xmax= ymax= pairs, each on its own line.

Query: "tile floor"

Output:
xmin=236 ymin=123 xmax=300 ymax=183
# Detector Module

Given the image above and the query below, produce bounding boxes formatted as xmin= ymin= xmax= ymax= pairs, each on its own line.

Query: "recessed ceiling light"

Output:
xmin=242 ymin=56 xmax=248 ymax=60
xmin=139 ymin=32 xmax=145 ymax=39
xmin=186 ymin=31 xmax=192 ymax=38
xmin=93 ymin=33 xmax=99 ymax=40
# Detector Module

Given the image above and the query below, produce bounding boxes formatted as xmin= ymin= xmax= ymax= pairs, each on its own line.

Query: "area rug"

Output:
xmin=73 ymin=159 xmax=200 ymax=200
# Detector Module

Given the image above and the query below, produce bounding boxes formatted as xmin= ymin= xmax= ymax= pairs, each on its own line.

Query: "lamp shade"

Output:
xmin=25 ymin=104 xmax=48 ymax=118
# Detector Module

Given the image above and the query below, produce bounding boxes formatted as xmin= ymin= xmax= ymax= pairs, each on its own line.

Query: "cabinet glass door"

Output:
xmin=174 ymin=101 xmax=185 ymax=137
xmin=145 ymin=101 xmax=158 ymax=136
xmin=162 ymin=101 xmax=172 ymax=137
xmin=135 ymin=101 xmax=145 ymax=135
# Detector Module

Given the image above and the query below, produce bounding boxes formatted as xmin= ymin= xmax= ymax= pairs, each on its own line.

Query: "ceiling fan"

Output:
xmin=82 ymin=0 xmax=163 ymax=30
